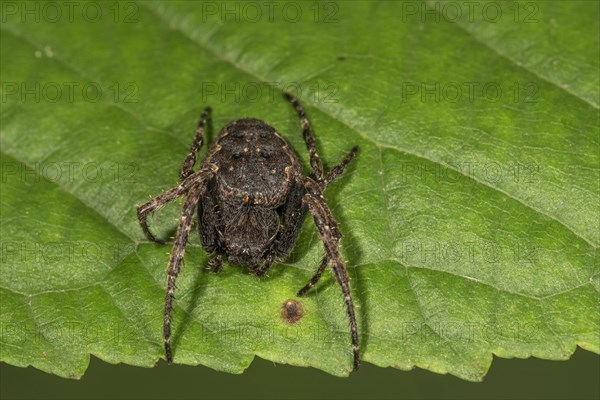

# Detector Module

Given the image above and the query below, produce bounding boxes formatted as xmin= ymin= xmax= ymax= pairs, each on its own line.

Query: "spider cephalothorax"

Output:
xmin=137 ymin=93 xmax=360 ymax=370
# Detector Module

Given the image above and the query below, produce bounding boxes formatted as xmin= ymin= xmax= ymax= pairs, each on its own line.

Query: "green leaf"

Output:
xmin=1 ymin=0 xmax=598 ymax=381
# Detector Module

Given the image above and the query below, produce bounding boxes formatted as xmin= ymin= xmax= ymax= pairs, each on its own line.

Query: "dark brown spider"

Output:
xmin=136 ymin=93 xmax=360 ymax=370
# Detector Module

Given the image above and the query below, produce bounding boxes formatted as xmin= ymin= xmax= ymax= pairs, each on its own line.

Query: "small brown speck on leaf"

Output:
xmin=281 ymin=299 xmax=304 ymax=324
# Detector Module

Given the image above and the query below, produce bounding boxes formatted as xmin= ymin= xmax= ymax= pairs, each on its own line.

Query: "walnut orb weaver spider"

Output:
xmin=136 ymin=93 xmax=360 ymax=370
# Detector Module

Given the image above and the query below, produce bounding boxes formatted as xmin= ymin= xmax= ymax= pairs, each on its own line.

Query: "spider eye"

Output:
xmin=260 ymin=149 xmax=270 ymax=158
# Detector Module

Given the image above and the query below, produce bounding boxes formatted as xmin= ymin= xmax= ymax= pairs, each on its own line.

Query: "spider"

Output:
xmin=136 ymin=93 xmax=360 ymax=370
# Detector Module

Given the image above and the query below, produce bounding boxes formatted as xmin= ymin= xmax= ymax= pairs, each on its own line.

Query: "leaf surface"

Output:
xmin=1 ymin=0 xmax=598 ymax=381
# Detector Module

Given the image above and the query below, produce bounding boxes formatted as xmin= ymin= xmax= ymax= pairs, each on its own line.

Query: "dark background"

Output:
xmin=1 ymin=348 xmax=598 ymax=400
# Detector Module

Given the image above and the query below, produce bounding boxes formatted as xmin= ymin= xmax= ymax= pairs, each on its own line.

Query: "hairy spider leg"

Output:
xmin=323 ymin=146 xmax=359 ymax=188
xmin=163 ymin=182 xmax=207 ymax=363
xmin=303 ymin=193 xmax=360 ymax=370
xmin=284 ymin=93 xmax=324 ymax=181
xmin=180 ymin=107 xmax=212 ymax=181
xmin=137 ymin=169 xmax=213 ymax=244
xmin=295 ymin=146 xmax=358 ymax=291
xmin=296 ymin=255 xmax=328 ymax=296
